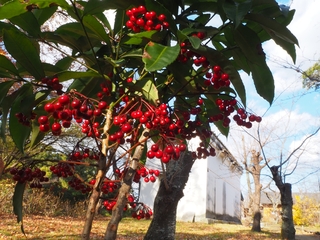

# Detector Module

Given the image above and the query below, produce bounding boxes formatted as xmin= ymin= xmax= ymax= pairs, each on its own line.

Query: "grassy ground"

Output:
xmin=0 ymin=214 xmax=319 ymax=240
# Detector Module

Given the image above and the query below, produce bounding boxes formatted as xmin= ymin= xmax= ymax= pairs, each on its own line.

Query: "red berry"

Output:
xmin=158 ymin=14 xmax=166 ymax=22
xmin=98 ymin=101 xmax=107 ymax=110
xmin=71 ymin=99 xmax=81 ymax=109
xmin=93 ymin=109 xmax=102 ymax=116
xmin=39 ymin=124 xmax=50 ymax=132
xmin=213 ymin=65 xmax=221 ymax=73
xmin=126 ymin=20 xmax=134 ymax=28
xmin=155 ymin=150 xmax=163 ymax=159
xmin=44 ymin=103 xmax=55 ymax=112
xmin=179 ymin=144 xmax=186 ymax=152
xmin=256 ymin=116 xmax=262 ymax=122
xmin=150 ymin=176 xmax=156 ymax=182
xmin=151 ymin=144 xmax=159 ymax=152
xmin=154 ymin=170 xmax=160 ymax=176
xmin=38 ymin=115 xmax=49 ymax=124
xmin=221 ymin=73 xmax=229 ymax=81
xmin=80 ymin=104 xmax=88 ymax=113
xmin=144 ymin=177 xmax=149 ymax=183
xmin=138 ymin=5 xmax=146 ymax=14
xmin=162 ymin=21 xmax=169 ymax=29
xmin=51 ymin=122 xmax=61 ymax=132
xmin=165 ymin=145 xmax=174 ymax=154
xmin=121 ymin=123 xmax=132 ymax=133
xmin=136 ymin=18 xmax=145 ymax=27
xmin=58 ymin=95 xmax=70 ymax=106
xmin=197 ymin=98 xmax=204 ymax=105
xmin=147 ymin=150 xmax=155 ymax=159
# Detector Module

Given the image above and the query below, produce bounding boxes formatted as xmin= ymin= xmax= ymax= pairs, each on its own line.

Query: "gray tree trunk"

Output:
xmin=270 ymin=166 xmax=295 ymax=240
xmin=144 ymin=152 xmax=194 ymax=240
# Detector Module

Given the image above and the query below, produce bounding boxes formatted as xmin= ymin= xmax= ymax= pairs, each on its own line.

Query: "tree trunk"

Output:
xmin=104 ymin=129 xmax=149 ymax=240
xmin=144 ymin=152 xmax=194 ymax=240
xmin=82 ymin=109 xmax=112 ymax=240
xmin=280 ymin=183 xmax=295 ymax=240
xmin=251 ymin=182 xmax=262 ymax=232
xmin=270 ymin=166 xmax=295 ymax=240
xmin=249 ymin=150 xmax=263 ymax=232
xmin=81 ymin=156 xmax=107 ymax=240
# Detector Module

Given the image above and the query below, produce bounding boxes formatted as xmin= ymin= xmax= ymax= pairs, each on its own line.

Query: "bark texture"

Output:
xmin=271 ymin=166 xmax=295 ymax=240
xmin=104 ymin=129 xmax=149 ymax=240
xmin=144 ymin=152 xmax=194 ymax=240
xmin=244 ymin=150 xmax=264 ymax=232
xmin=81 ymin=157 xmax=107 ymax=240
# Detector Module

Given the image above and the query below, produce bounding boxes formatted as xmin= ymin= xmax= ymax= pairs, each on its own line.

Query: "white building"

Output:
xmin=139 ymin=136 xmax=243 ymax=223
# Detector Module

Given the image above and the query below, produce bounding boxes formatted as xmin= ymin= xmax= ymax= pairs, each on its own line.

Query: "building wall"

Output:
xmin=139 ymin=152 xmax=242 ymax=223
xmin=206 ymin=154 xmax=242 ymax=222
xmin=176 ymin=158 xmax=207 ymax=222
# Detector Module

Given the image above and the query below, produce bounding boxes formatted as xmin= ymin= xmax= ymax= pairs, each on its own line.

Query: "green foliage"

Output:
xmin=303 ymin=62 xmax=320 ymax=90
xmin=13 ymin=182 xmax=26 ymax=234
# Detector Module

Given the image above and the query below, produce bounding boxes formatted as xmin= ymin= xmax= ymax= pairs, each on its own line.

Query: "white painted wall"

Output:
xmin=139 ymin=151 xmax=242 ymax=223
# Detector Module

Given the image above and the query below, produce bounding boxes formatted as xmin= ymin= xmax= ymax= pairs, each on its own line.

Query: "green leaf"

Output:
xmin=142 ymin=42 xmax=180 ymax=72
xmin=13 ymin=182 xmax=26 ymax=235
xmin=57 ymin=70 xmax=102 ymax=82
xmin=233 ymin=24 xmax=267 ymax=65
xmin=134 ymin=79 xmax=159 ymax=105
xmin=0 ymin=92 xmax=20 ymax=140
xmin=0 ymin=0 xmax=69 ymax=20
xmin=0 ymin=81 xmax=15 ymax=105
xmin=82 ymin=15 xmax=110 ymax=43
xmin=246 ymin=13 xmax=299 ymax=46
xmin=249 ymin=61 xmax=274 ymax=104
xmin=9 ymin=83 xmax=34 ymax=153
xmin=188 ymin=36 xmax=202 ymax=49
xmin=0 ymin=55 xmax=20 ymax=76
xmin=124 ymin=31 xmax=158 ymax=45
xmin=3 ymin=29 xmax=45 ymax=80
xmin=222 ymin=0 xmax=252 ymax=27
xmin=83 ymin=0 xmax=143 ymax=16
xmin=32 ymin=6 xmax=58 ymax=25
xmin=9 ymin=11 xmax=41 ymax=37
xmin=55 ymin=57 xmax=74 ymax=70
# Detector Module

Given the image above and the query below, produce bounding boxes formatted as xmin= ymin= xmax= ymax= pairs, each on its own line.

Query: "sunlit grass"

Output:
xmin=1 ymin=214 xmax=318 ymax=239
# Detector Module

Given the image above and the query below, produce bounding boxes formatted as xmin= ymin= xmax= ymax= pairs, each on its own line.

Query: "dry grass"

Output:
xmin=0 ymin=214 xmax=283 ymax=240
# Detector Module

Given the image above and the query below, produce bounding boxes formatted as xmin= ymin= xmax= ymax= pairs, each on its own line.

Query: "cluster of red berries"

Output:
xmin=15 ymin=112 xmax=36 ymax=127
xmin=41 ymin=76 xmax=64 ymax=95
xmin=147 ymin=142 xmax=187 ymax=163
xmin=10 ymin=167 xmax=49 ymax=188
xmin=131 ymin=203 xmax=153 ymax=220
xmin=177 ymin=33 xmax=207 ymax=65
xmin=38 ymin=93 xmax=107 ymax=137
xmin=68 ymin=177 xmax=92 ymax=194
xmin=68 ymin=148 xmax=101 ymax=161
xmin=233 ymin=108 xmax=262 ymax=128
xmin=103 ymin=199 xmax=117 ymax=211
xmin=125 ymin=5 xmax=169 ymax=33
xmin=133 ymin=167 xmax=160 ymax=183
xmin=50 ymin=162 xmax=74 ymax=178
xmin=89 ymin=178 xmax=119 ymax=195
xmin=203 ymin=65 xmax=231 ymax=90
xmin=192 ymin=142 xmax=216 ymax=160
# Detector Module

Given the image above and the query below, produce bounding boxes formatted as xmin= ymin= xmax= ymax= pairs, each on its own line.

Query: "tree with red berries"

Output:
xmin=0 ymin=0 xmax=298 ymax=239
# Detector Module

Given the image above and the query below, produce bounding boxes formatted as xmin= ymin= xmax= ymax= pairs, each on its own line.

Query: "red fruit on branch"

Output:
xmin=58 ymin=95 xmax=70 ymax=106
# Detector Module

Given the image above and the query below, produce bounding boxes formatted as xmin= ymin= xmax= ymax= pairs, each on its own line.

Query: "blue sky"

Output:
xmin=222 ymin=0 xmax=320 ymax=193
